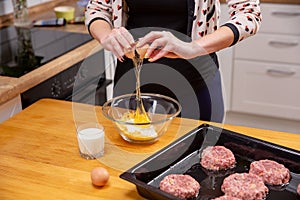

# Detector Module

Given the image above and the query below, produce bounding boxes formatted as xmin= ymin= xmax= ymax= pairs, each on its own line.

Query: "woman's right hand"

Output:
xmin=99 ymin=27 xmax=135 ymax=61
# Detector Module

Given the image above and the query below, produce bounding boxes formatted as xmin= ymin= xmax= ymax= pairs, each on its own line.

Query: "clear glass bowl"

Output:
xmin=102 ymin=93 xmax=181 ymax=143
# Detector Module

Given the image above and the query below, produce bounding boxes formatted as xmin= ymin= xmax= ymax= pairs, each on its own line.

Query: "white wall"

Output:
xmin=0 ymin=0 xmax=52 ymax=16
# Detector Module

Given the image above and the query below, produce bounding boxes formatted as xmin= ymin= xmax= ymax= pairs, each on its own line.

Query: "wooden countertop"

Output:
xmin=0 ymin=38 xmax=99 ymax=104
xmin=0 ymin=0 xmax=98 ymax=105
xmin=0 ymin=98 xmax=299 ymax=199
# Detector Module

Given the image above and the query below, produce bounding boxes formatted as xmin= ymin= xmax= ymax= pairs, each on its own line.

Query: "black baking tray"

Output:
xmin=120 ymin=124 xmax=300 ymax=200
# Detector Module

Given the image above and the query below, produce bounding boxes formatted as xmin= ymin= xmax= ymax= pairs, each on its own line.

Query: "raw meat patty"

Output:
xmin=297 ymin=183 xmax=300 ymax=195
xmin=213 ymin=195 xmax=242 ymax=200
xmin=249 ymin=159 xmax=290 ymax=185
xmin=159 ymin=174 xmax=200 ymax=199
xmin=221 ymin=173 xmax=269 ymax=200
xmin=200 ymin=146 xmax=236 ymax=170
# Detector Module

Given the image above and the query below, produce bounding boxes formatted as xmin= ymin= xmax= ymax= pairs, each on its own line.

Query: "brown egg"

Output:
xmin=91 ymin=167 xmax=109 ymax=187
xmin=124 ymin=47 xmax=135 ymax=59
xmin=124 ymin=44 xmax=149 ymax=60
xmin=136 ymin=43 xmax=149 ymax=59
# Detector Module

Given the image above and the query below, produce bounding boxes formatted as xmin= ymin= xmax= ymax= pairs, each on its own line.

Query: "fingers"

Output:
xmin=138 ymin=31 xmax=179 ymax=61
xmin=119 ymin=27 xmax=135 ymax=46
xmin=109 ymin=37 xmax=125 ymax=61
xmin=101 ymin=27 xmax=135 ymax=61
xmin=113 ymin=27 xmax=135 ymax=49
xmin=137 ymin=31 xmax=163 ymax=47
xmin=148 ymin=44 xmax=172 ymax=62
xmin=102 ymin=29 xmax=183 ymax=62
xmin=138 ymin=31 xmax=164 ymax=58
xmin=164 ymin=52 xmax=178 ymax=59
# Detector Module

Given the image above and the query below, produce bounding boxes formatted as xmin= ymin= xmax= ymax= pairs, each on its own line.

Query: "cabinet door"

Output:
xmin=259 ymin=3 xmax=300 ymax=35
xmin=232 ymin=60 xmax=300 ymax=120
xmin=218 ymin=48 xmax=233 ymax=112
xmin=0 ymin=95 xmax=22 ymax=123
xmin=218 ymin=4 xmax=234 ymax=111
xmin=235 ymin=33 xmax=300 ymax=65
xmin=104 ymin=50 xmax=116 ymax=100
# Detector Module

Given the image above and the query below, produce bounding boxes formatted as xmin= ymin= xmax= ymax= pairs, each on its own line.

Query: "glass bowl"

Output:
xmin=102 ymin=93 xmax=181 ymax=143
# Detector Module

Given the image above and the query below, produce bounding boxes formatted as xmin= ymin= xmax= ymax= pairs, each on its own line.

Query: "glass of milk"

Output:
xmin=76 ymin=123 xmax=105 ymax=160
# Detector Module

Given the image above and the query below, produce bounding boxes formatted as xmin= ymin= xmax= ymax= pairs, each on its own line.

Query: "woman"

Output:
xmin=85 ymin=0 xmax=261 ymax=122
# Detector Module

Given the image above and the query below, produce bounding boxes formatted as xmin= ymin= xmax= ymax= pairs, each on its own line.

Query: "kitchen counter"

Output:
xmin=0 ymin=0 xmax=99 ymax=106
xmin=0 ymin=98 xmax=299 ymax=199
xmin=0 ymin=39 xmax=99 ymax=104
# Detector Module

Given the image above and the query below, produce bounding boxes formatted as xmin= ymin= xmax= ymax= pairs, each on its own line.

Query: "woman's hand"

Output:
xmin=89 ymin=21 xmax=135 ymax=61
xmin=137 ymin=31 xmax=205 ymax=62
xmin=100 ymin=27 xmax=135 ymax=61
xmin=95 ymin=26 xmax=135 ymax=61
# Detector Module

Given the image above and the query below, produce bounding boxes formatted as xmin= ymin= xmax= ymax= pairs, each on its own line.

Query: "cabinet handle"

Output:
xmin=267 ymin=69 xmax=296 ymax=76
xmin=269 ymin=41 xmax=298 ymax=47
xmin=271 ymin=11 xmax=300 ymax=17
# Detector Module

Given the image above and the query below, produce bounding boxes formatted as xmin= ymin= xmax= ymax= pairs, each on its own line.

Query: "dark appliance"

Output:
xmin=0 ymin=26 xmax=92 ymax=77
xmin=21 ymin=49 xmax=112 ymax=108
xmin=0 ymin=26 xmax=111 ymax=108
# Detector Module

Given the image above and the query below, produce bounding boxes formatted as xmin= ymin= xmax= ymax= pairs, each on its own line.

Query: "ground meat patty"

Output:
xmin=221 ymin=173 xmax=269 ymax=200
xmin=200 ymin=146 xmax=236 ymax=171
xmin=213 ymin=195 xmax=242 ymax=200
xmin=159 ymin=174 xmax=200 ymax=199
xmin=297 ymin=183 xmax=300 ymax=195
xmin=249 ymin=159 xmax=290 ymax=185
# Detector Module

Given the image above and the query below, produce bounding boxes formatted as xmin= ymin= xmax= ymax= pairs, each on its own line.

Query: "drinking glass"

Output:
xmin=76 ymin=123 xmax=105 ymax=160
xmin=12 ymin=0 xmax=32 ymax=27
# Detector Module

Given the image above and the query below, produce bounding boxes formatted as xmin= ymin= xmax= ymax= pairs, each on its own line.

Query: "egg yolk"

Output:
xmin=115 ymin=111 xmax=157 ymax=141
xmin=133 ymin=108 xmax=150 ymax=124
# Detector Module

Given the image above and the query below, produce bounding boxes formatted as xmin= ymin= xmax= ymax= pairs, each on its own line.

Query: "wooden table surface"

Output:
xmin=0 ymin=99 xmax=299 ymax=200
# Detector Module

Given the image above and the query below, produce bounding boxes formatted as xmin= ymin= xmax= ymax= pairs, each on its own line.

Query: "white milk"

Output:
xmin=77 ymin=127 xmax=104 ymax=159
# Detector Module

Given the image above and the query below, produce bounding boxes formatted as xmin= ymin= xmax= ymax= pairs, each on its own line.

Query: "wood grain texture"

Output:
xmin=0 ymin=39 xmax=99 ymax=105
xmin=0 ymin=99 xmax=299 ymax=199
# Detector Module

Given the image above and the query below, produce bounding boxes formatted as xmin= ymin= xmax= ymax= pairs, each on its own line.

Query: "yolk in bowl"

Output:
xmin=115 ymin=111 xmax=158 ymax=141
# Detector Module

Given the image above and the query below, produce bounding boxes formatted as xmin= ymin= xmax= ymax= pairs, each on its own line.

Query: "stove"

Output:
xmin=0 ymin=26 xmax=92 ymax=77
xmin=0 ymin=26 xmax=112 ymax=108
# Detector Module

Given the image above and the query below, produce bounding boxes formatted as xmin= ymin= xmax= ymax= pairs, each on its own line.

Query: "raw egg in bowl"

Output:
xmin=102 ymin=93 xmax=181 ymax=143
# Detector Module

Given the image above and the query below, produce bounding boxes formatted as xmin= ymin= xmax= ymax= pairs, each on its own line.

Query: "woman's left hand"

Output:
xmin=137 ymin=31 xmax=205 ymax=62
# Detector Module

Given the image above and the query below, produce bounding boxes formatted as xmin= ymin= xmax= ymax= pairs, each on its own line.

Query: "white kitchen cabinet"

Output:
xmin=218 ymin=4 xmax=234 ymax=112
xmin=231 ymin=3 xmax=300 ymax=120
xmin=257 ymin=4 xmax=300 ymax=35
xmin=232 ymin=60 xmax=300 ymax=119
xmin=218 ymin=47 xmax=233 ymax=112
xmin=0 ymin=95 xmax=22 ymax=123
xmin=104 ymin=50 xmax=116 ymax=100
xmin=235 ymin=33 xmax=300 ymax=65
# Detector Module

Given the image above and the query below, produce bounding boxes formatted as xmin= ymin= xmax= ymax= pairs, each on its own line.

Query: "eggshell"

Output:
xmin=124 ymin=44 xmax=149 ymax=59
xmin=136 ymin=44 xmax=149 ymax=59
xmin=124 ymin=47 xmax=135 ymax=59
xmin=91 ymin=167 xmax=109 ymax=187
